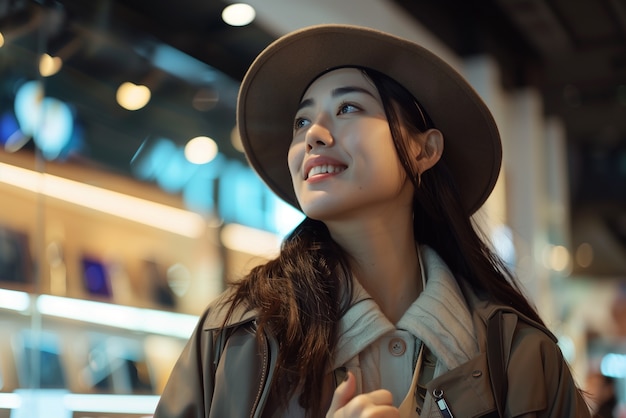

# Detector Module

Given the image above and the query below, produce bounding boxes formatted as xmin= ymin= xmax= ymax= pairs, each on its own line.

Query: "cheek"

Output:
xmin=368 ymin=128 xmax=407 ymax=183
xmin=287 ymin=143 xmax=304 ymax=179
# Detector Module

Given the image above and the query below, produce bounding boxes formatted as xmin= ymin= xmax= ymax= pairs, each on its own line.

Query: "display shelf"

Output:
xmin=0 ymin=391 xmax=160 ymax=418
xmin=0 ymin=288 xmax=198 ymax=339
xmin=0 ymin=152 xmax=230 ymax=417
xmin=0 ymin=287 xmax=197 ymax=417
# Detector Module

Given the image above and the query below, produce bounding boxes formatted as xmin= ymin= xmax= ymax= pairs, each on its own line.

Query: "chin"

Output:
xmin=301 ymin=203 xmax=360 ymax=224
xmin=299 ymin=202 xmax=341 ymax=221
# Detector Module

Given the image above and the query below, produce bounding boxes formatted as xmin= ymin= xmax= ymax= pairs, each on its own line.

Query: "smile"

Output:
xmin=306 ymin=164 xmax=347 ymax=180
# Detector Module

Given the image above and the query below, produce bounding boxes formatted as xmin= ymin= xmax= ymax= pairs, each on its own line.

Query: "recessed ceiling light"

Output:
xmin=221 ymin=3 xmax=256 ymax=27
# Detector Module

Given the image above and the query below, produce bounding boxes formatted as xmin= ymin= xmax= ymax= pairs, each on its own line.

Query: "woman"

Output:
xmin=154 ymin=25 xmax=589 ymax=417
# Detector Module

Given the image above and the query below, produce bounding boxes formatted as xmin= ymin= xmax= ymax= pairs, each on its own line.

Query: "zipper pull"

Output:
xmin=433 ymin=389 xmax=454 ymax=418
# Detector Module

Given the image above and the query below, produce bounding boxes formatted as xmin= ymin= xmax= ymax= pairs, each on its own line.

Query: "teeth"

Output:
xmin=307 ymin=164 xmax=345 ymax=179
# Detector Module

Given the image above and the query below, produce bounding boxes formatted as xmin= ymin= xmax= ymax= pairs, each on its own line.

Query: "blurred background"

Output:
xmin=0 ymin=0 xmax=624 ymax=416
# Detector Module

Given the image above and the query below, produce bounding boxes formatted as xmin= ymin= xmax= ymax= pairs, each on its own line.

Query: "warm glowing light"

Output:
xmin=39 ymin=53 xmax=63 ymax=77
xmin=116 ymin=82 xmax=151 ymax=110
xmin=0 ymin=163 xmax=206 ymax=238
xmin=37 ymin=294 xmax=198 ymax=338
xmin=220 ymin=223 xmax=281 ymax=257
xmin=575 ymin=242 xmax=594 ymax=268
xmin=230 ymin=125 xmax=244 ymax=152
xmin=0 ymin=32 xmax=5 ymax=48
xmin=0 ymin=289 xmax=196 ymax=340
xmin=222 ymin=3 xmax=256 ymax=26
xmin=549 ymin=245 xmax=570 ymax=272
xmin=184 ymin=136 xmax=218 ymax=164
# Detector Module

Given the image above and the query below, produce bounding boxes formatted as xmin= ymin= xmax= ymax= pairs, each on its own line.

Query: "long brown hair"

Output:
xmin=224 ymin=67 xmax=544 ymax=417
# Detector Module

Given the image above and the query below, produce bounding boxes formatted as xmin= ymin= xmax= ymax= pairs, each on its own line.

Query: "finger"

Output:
xmin=341 ymin=393 xmax=399 ymax=418
xmin=357 ymin=389 xmax=394 ymax=406
xmin=327 ymin=371 xmax=356 ymax=415
xmin=355 ymin=405 xmax=400 ymax=418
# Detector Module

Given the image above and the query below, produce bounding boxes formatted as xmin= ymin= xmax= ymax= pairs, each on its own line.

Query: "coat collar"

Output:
xmin=463 ymin=286 xmax=558 ymax=343
xmin=199 ymin=249 xmax=557 ymax=346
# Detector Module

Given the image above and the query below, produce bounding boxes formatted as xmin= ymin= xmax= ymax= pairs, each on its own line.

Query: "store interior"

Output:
xmin=0 ymin=0 xmax=625 ymax=416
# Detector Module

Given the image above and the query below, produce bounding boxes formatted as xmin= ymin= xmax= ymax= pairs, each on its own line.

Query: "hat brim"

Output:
xmin=237 ymin=24 xmax=501 ymax=215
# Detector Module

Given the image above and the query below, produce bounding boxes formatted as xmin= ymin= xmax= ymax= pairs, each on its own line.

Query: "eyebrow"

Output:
xmin=297 ymin=86 xmax=377 ymax=111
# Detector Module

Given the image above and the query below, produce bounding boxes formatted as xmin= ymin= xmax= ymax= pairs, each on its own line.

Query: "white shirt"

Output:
xmin=278 ymin=246 xmax=478 ymax=417
xmin=332 ymin=246 xmax=478 ymax=415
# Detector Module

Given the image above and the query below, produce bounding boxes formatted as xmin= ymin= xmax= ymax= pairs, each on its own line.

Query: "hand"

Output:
xmin=326 ymin=371 xmax=400 ymax=418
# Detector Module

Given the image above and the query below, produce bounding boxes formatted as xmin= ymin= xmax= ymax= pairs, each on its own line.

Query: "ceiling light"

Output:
xmin=230 ymin=125 xmax=243 ymax=152
xmin=575 ymin=242 xmax=594 ymax=268
xmin=31 ymin=97 xmax=74 ymax=160
xmin=13 ymin=80 xmax=44 ymax=137
xmin=13 ymin=80 xmax=76 ymax=159
xmin=116 ymin=82 xmax=151 ymax=111
xmin=548 ymin=245 xmax=570 ymax=272
xmin=184 ymin=136 xmax=218 ymax=164
xmin=39 ymin=53 xmax=63 ymax=77
xmin=221 ymin=3 xmax=255 ymax=27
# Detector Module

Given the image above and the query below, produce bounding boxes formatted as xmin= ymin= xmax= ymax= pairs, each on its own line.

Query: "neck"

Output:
xmin=327 ymin=213 xmax=422 ymax=323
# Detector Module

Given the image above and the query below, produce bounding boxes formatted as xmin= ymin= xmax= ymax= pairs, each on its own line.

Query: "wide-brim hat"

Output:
xmin=237 ymin=24 xmax=501 ymax=215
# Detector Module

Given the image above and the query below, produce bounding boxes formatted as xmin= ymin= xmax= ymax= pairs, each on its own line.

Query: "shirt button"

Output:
xmin=388 ymin=337 xmax=406 ymax=356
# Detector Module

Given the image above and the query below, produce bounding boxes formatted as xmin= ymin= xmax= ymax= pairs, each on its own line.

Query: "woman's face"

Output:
xmin=288 ymin=68 xmax=413 ymax=222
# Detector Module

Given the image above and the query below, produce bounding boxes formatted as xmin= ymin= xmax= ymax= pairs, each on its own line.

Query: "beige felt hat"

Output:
xmin=237 ymin=24 xmax=501 ymax=215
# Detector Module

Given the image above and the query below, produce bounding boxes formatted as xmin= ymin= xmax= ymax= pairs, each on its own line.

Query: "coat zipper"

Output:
xmin=250 ymin=325 xmax=269 ymax=418
xmin=433 ymin=389 xmax=454 ymax=418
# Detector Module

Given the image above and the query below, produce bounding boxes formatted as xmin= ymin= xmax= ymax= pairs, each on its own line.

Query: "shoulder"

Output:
xmin=509 ymin=320 xmax=567 ymax=374
xmin=470 ymin=297 xmax=566 ymax=383
xmin=199 ymin=286 xmax=258 ymax=332
xmin=472 ymin=299 xmax=562 ymax=364
xmin=473 ymin=302 xmax=589 ymax=416
xmin=469 ymin=292 xmax=557 ymax=338
xmin=506 ymin=320 xmax=589 ymax=416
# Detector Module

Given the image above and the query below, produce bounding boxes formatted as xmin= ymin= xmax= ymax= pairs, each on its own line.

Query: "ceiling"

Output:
xmin=0 ymin=0 xmax=624 ymax=275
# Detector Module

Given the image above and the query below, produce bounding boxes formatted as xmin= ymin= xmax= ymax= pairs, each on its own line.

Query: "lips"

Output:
xmin=303 ymin=156 xmax=347 ymax=180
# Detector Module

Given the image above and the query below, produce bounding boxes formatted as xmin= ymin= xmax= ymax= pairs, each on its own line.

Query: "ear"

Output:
xmin=415 ymin=128 xmax=444 ymax=174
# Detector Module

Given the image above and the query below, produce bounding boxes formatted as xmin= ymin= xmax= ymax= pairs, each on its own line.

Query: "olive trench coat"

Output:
xmin=154 ymin=289 xmax=590 ymax=418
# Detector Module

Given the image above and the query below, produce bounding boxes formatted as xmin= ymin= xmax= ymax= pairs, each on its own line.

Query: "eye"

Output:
xmin=294 ymin=116 xmax=310 ymax=130
xmin=338 ymin=102 xmax=360 ymax=115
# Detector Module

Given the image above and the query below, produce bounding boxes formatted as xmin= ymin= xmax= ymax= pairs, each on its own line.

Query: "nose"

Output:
xmin=305 ymin=119 xmax=334 ymax=152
